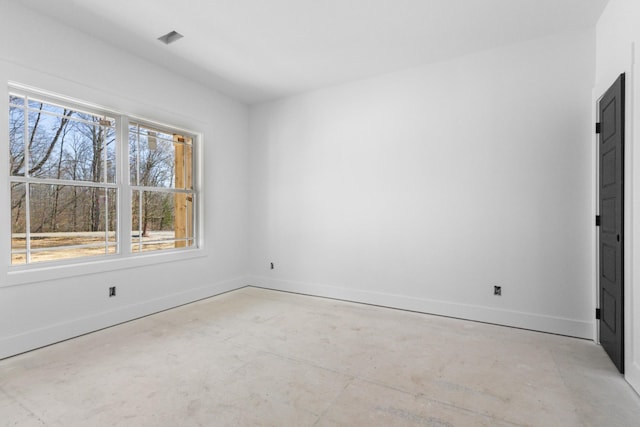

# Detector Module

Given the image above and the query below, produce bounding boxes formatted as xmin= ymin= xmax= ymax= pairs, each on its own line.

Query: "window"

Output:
xmin=9 ymin=94 xmax=118 ymax=265
xmin=8 ymin=90 xmax=197 ymax=266
xmin=129 ymin=123 xmax=195 ymax=253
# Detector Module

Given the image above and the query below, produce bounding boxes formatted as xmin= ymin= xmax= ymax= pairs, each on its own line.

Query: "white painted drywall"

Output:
xmin=0 ymin=1 xmax=249 ymax=359
xmin=595 ymin=0 xmax=640 ymax=396
xmin=248 ymin=29 xmax=596 ymax=338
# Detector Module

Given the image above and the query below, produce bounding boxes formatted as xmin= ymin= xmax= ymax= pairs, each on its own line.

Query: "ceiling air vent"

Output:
xmin=158 ymin=30 xmax=183 ymax=45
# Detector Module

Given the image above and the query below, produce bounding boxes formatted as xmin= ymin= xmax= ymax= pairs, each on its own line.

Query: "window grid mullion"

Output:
xmin=9 ymin=176 xmax=118 ymax=189
xmin=29 ymin=242 xmax=118 ymax=253
xmin=118 ymin=115 xmax=129 ymax=257
xmin=24 ymin=106 xmax=115 ymax=130
xmin=22 ymin=95 xmax=31 ymax=264
xmin=130 ymin=185 xmax=194 ymax=194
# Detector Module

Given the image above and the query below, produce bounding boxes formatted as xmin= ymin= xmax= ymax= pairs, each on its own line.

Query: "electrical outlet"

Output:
xmin=494 ymin=285 xmax=502 ymax=296
xmin=109 ymin=286 xmax=116 ymax=297
xmin=270 ymin=262 xmax=274 ymax=270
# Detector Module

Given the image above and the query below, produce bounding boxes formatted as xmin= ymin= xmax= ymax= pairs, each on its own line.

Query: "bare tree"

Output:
xmin=28 ymin=105 xmax=74 ymax=177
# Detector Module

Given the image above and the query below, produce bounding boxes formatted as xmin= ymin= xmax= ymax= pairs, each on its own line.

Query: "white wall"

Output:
xmin=0 ymin=1 xmax=249 ymax=359
xmin=249 ymin=29 xmax=596 ymax=339
xmin=595 ymin=0 xmax=640 ymax=395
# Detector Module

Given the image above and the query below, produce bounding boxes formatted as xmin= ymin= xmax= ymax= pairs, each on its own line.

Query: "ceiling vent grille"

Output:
xmin=158 ymin=31 xmax=183 ymax=45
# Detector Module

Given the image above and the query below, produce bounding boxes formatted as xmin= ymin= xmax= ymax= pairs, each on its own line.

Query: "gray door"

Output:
xmin=598 ymin=73 xmax=625 ymax=373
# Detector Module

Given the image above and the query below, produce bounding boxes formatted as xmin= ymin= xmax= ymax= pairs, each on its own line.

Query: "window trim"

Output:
xmin=5 ymin=248 xmax=207 ymax=287
xmin=6 ymin=85 xmax=203 ymax=279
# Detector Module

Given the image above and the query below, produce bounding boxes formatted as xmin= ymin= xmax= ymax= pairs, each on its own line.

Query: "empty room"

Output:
xmin=2 ymin=0 xmax=640 ymax=425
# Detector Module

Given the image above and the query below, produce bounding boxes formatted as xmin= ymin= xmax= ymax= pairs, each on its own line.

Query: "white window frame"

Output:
xmin=6 ymin=86 xmax=202 ymax=281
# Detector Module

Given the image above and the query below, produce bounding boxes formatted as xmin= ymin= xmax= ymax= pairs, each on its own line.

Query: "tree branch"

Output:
xmin=28 ymin=109 xmax=74 ymax=176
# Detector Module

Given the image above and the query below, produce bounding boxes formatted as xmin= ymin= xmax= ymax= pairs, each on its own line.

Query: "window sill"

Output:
xmin=4 ymin=248 xmax=207 ymax=288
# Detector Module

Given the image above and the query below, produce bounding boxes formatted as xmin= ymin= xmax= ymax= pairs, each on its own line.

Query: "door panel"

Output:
xmin=598 ymin=73 xmax=625 ymax=373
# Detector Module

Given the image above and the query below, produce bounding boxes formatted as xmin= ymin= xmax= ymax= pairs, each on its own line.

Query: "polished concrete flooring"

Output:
xmin=1 ymin=287 xmax=640 ymax=426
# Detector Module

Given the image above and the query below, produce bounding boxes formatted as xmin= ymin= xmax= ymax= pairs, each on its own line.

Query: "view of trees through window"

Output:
xmin=8 ymin=92 xmax=196 ymax=266
xmin=129 ymin=123 xmax=194 ymax=253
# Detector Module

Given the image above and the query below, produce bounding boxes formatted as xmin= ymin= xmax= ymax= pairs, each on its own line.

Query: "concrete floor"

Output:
xmin=1 ymin=287 xmax=640 ymax=426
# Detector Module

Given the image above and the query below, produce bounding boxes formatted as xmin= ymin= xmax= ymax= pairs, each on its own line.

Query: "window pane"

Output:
xmin=28 ymin=110 xmax=63 ymax=177
xmin=140 ymin=242 xmax=175 ymax=253
xmin=9 ymin=95 xmax=25 ymax=106
xmin=11 ymin=183 xmax=26 ymax=265
xmin=186 ymin=193 xmax=194 ymax=244
xmin=130 ymin=123 xmax=192 ymax=189
xmin=29 ymin=245 xmax=116 ymax=264
xmin=11 ymin=252 xmax=26 ymax=265
xmin=175 ymin=192 xmax=195 ymax=247
xmin=30 ymin=184 xmax=104 ymax=233
xmin=26 ymin=184 xmax=117 ymax=263
xmin=9 ymin=105 xmax=25 ymax=176
xmin=139 ymin=135 xmax=175 ymax=188
xmin=106 ymin=129 xmax=116 ymax=183
xmin=28 ymin=111 xmax=116 ymax=183
xmin=131 ymin=190 xmax=141 ymax=251
xmin=130 ymin=124 xmax=173 ymax=142
xmin=185 ymin=144 xmax=193 ymax=190
xmin=28 ymin=99 xmax=68 ymax=115
xmin=136 ymin=190 xmax=174 ymax=239
xmin=129 ymin=130 xmax=138 ymax=185
xmin=131 ymin=189 xmax=194 ymax=252
xmin=106 ymin=188 xmax=118 ymax=243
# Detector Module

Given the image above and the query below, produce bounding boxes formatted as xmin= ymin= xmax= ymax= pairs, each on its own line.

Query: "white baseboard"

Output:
xmin=0 ymin=276 xmax=247 ymax=360
xmin=248 ymin=276 xmax=594 ymax=339
xmin=627 ymin=361 xmax=640 ymax=396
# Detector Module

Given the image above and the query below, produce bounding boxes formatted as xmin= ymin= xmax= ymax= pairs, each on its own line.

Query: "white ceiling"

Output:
xmin=21 ymin=0 xmax=608 ymax=104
